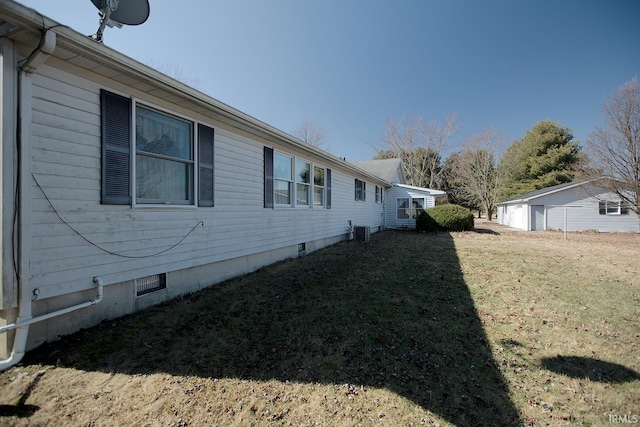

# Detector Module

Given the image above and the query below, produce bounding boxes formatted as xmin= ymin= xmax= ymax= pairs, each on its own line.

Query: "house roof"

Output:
xmin=496 ymin=179 xmax=602 ymax=205
xmin=0 ymin=0 xmax=389 ymax=187
xmin=394 ymin=183 xmax=447 ymax=197
xmin=351 ymin=159 xmax=405 ymax=184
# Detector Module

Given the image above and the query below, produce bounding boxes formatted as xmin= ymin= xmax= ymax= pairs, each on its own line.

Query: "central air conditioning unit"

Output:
xmin=354 ymin=226 xmax=370 ymax=242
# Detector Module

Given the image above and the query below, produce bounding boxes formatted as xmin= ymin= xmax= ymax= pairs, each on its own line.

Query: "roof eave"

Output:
xmin=0 ymin=0 xmax=389 ymax=186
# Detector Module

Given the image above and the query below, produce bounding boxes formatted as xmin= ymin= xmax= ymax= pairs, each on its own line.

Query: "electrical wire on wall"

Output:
xmin=31 ymin=174 xmax=204 ymax=259
xmin=12 ymin=18 xmax=69 ymax=289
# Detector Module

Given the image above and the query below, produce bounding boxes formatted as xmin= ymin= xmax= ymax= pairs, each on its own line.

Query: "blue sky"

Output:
xmin=19 ymin=0 xmax=640 ymax=161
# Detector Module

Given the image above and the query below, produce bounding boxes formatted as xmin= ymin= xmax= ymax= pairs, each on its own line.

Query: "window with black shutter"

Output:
xmin=198 ymin=124 xmax=215 ymax=207
xmin=326 ymin=168 xmax=332 ymax=209
xmin=101 ymin=90 xmax=131 ymax=205
xmin=264 ymin=146 xmax=274 ymax=208
xmin=100 ymin=89 xmax=214 ymax=207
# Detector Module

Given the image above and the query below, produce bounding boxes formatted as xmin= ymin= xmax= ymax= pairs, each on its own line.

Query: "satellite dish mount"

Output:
xmin=90 ymin=0 xmax=150 ymax=43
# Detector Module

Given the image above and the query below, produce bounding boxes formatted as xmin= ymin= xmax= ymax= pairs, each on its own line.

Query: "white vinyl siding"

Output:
xmin=385 ymin=184 xmax=436 ymax=229
xmin=498 ymin=184 xmax=639 ymax=232
xmin=24 ymin=63 xmax=386 ymax=303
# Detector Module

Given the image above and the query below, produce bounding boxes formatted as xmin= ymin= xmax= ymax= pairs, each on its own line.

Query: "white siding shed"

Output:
xmin=496 ymin=180 xmax=639 ymax=232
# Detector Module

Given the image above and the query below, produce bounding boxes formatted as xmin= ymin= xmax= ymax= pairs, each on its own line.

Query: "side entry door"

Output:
xmin=531 ymin=205 xmax=545 ymax=230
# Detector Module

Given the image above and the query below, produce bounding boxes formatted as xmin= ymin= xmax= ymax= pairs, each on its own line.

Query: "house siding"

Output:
xmin=537 ymin=186 xmax=639 ymax=232
xmin=2 ymin=43 xmax=386 ymax=353
xmin=497 ymin=184 xmax=639 ymax=232
xmin=384 ymin=184 xmax=436 ymax=229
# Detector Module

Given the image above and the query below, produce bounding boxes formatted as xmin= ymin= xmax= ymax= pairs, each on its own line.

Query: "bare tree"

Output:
xmin=140 ymin=58 xmax=201 ymax=89
xmin=586 ymin=77 xmax=640 ymax=217
xmin=453 ymin=128 xmax=506 ymax=220
xmin=376 ymin=114 xmax=457 ymax=188
xmin=293 ymin=120 xmax=328 ymax=150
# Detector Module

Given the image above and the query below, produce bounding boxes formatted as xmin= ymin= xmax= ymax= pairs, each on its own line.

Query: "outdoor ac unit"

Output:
xmin=354 ymin=226 xmax=370 ymax=242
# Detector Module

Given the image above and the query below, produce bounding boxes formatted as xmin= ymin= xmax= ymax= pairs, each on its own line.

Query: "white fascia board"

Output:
xmin=0 ymin=0 xmax=388 ymax=187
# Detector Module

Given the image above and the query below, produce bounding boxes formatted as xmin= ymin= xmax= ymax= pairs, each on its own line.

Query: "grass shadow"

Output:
xmin=474 ymin=228 xmax=501 ymax=235
xmin=25 ymin=230 xmax=521 ymax=425
xmin=0 ymin=370 xmax=44 ymax=418
xmin=541 ymin=356 xmax=640 ymax=383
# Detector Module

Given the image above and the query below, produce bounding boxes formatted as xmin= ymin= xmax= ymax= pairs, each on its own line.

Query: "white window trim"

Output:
xmin=313 ymin=165 xmax=326 ymax=208
xmin=295 ymin=158 xmax=312 ymax=208
xmin=397 ymin=197 xmax=410 ymax=219
xmin=412 ymin=197 xmax=426 ymax=219
xmin=599 ymin=200 xmax=628 ymax=216
xmin=274 ymin=151 xmax=327 ymax=209
xmin=397 ymin=196 xmax=427 ymax=219
xmin=375 ymin=186 xmax=383 ymax=204
xmin=274 ymin=152 xmax=294 ymax=208
xmin=355 ymin=179 xmax=366 ymax=202
xmin=131 ymin=98 xmax=202 ymax=209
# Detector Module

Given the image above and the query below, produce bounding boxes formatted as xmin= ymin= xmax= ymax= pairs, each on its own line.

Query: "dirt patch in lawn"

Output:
xmin=1 ymin=220 xmax=638 ymax=426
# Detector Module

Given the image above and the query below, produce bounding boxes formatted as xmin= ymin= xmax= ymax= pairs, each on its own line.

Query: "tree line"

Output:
xmin=372 ymin=77 xmax=639 ymax=221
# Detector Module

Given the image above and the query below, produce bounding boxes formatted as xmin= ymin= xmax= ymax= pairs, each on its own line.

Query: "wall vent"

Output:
xmin=354 ymin=226 xmax=370 ymax=242
xmin=298 ymin=242 xmax=306 ymax=255
xmin=136 ymin=273 xmax=166 ymax=296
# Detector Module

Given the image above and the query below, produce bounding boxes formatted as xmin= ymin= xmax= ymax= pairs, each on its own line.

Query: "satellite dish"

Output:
xmin=91 ymin=0 xmax=150 ymax=43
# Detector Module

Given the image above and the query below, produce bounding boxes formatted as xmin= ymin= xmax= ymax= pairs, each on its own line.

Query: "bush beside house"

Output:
xmin=416 ymin=205 xmax=474 ymax=232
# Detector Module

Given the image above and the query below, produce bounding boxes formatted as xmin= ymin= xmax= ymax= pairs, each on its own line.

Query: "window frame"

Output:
xmin=396 ymin=196 xmax=427 ymax=219
xmin=599 ymin=200 xmax=630 ymax=216
xmin=412 ymin=197 xmax=426 ymax=219
xmin=355 ymin=179 xmax=366 ymax=202
xmin=267 ymin=149 xmax=330 ymax=209
xmin=313 ymin=165 xmax=326 ymax=207
xmin=295 ymin=158 xmax=312 ymax=207
xmin=274 ymin=152 xmax=294 ymax=206
xmin=375 ymin=186 xmax=383 ymax=204
xmin=397 ymin=197 xmax=410 ymax=219
xmin=101 ymin=90 xmax=214 ymax=208
xmin=134 ymin=103 xmax=195 ymax=206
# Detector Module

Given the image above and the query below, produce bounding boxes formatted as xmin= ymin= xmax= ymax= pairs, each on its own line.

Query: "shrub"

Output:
xmin=416 ymin=204 xmax=474 ymax=232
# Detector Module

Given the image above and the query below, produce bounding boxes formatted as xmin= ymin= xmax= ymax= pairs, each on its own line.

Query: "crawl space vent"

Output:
xmin=136 ymin=273 xmax=166 ymax=296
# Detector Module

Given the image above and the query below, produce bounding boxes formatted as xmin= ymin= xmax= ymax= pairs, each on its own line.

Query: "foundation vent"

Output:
xmin=136 ymin=273 xmax=166 ymax=296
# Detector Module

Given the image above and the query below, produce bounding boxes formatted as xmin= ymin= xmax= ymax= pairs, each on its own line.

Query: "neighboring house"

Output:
xmin=352 ymin=159 xmax=446 ymax=229
xmin=0 ymin=1 xmax=390 ymax=368
xmin=496 ymin=180 xmax=639 ymax=232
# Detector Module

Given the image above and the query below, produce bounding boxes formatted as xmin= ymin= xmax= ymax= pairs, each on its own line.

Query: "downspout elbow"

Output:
xmin=92 ymin=277 xmax=104 ymax=305
xmin=20 ymin=29 xmax=56 ymax=74
xmin=0 ymin=327 xmax=29 ymax=371
xmin=1 ymin=278 xmax=104 ymax=371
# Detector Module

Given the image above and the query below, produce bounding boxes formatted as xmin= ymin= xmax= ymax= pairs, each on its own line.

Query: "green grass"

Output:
xmin=2 ymin=228 xmax=638 ymax=426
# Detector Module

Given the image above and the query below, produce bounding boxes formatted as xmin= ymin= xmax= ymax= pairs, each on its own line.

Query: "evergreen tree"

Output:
xmin=498 ymin=120 xmax=582 ymax=199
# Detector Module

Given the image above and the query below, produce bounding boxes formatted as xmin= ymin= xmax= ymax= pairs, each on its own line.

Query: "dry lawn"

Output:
xmin=1 ymin=219 xmax=638 ymax=426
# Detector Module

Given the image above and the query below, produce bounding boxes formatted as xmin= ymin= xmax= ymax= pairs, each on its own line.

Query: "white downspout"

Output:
xmin=1 ymin=30 xmax=107 ymax=371
xmin=0 ymin=278 xmax=103 ymax=371
xmin=0 ymin=29 xmax=55 ymax=371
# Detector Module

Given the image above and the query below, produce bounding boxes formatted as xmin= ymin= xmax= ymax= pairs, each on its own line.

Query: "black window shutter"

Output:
xmin=326 ymin=168 xmax=331 ymax=209
xmin=264 ymin=146 xmax=274 ymax=208
xmin=101 ymin=90 xmax=131 ymax=205
xmin=198 ymin=124 xmax=215 ymax=207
